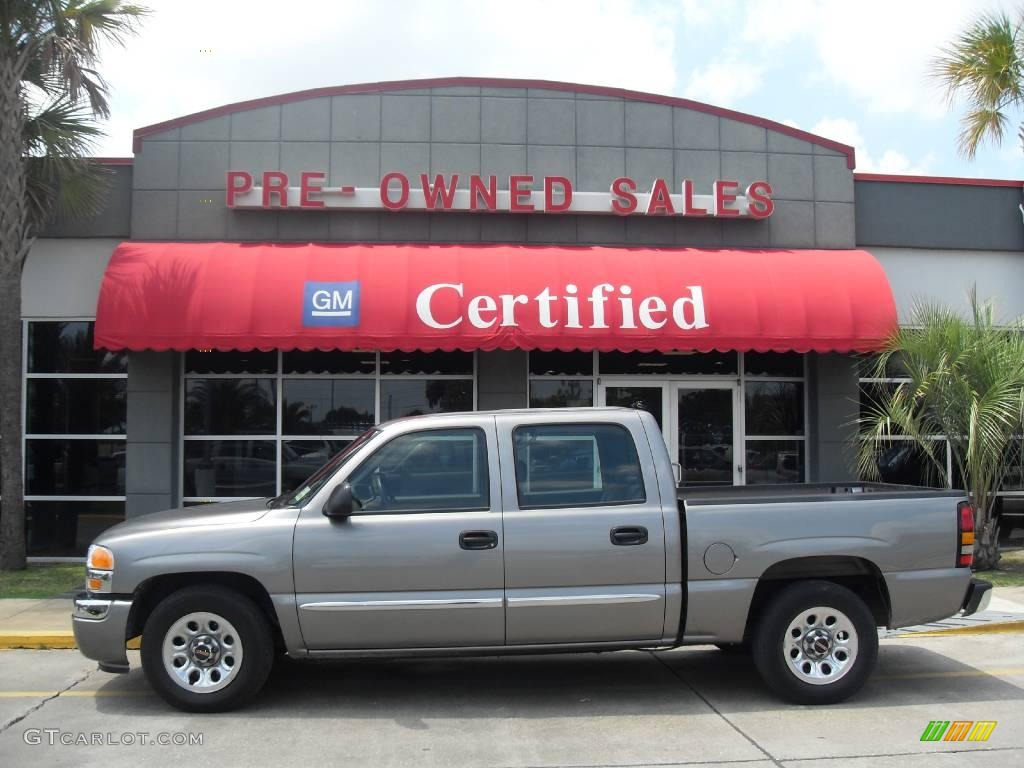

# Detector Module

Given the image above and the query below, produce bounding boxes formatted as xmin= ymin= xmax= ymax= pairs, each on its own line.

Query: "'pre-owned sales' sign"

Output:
xmin=226 ymin=170 xmax=774 ymax=218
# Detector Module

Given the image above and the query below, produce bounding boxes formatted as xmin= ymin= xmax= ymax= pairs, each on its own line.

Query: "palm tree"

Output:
xmin=856 ymin=291 xmax=1024 ymax=570
xmin=932 ymin=10 xmax=1024 ymax=158
xmin=0 ymin=1 xmax=146 ymax=570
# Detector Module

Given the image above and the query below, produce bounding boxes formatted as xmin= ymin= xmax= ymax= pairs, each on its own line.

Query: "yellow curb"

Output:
xmin=897 ymin=619 xmax=1024 ymax=638
xmin=0 ymin=633 xmax=140 ymax=650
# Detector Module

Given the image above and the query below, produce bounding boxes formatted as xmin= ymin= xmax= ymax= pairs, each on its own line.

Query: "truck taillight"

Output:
xmin=957 ymin=501 xmax=974 ymax=568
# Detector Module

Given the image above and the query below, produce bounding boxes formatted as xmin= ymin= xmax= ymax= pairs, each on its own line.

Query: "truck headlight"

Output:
xmin=86 ymin=545 xmax=114 ymax=593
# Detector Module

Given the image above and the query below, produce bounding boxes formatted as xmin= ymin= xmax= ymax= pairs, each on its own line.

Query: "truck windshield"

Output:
xmin=270 ymin=428 xmax=379 ymax=508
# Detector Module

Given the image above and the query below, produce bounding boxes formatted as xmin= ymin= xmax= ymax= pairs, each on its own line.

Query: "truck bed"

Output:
xmin=678 ymin=482 xmax=966 ymax=506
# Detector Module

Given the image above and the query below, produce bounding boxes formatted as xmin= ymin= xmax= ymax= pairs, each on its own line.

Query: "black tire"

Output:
xmin=751 ymin=580 xmax=877 ymax=705
xmin=141 ymin=586 xmax=274 ymax=712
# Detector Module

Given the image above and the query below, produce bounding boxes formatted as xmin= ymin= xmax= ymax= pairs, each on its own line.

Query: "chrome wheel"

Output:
xmin=782 ymin=605 xmax=858 ymax=686
xmin=162 ymin=611 xmax=243 ymax=693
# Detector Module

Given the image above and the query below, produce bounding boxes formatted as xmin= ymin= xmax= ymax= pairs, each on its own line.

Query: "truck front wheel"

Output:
xmin=141 ymin=586 xmax=274 ymax=712
xmin=751 ymin=580 xmax=877 ymax=705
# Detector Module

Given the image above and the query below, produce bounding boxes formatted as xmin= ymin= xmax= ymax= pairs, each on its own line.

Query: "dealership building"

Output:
xmin=19 ymin=77 xmax=1024 ymax=556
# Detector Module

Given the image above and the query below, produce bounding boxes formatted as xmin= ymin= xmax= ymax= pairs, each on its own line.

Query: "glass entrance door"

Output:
xmin=599 ymin=380 xmax=740 ymax=486
xmin=672 ymin=384 xmax=739 ymax=486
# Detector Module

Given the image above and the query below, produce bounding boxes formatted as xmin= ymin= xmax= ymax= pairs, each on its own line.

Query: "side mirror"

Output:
xmin=323 ymin=482 xmax=354 ymax=520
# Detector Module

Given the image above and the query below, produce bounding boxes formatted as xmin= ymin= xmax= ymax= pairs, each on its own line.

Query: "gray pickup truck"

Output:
xmin=73 ymin=407 xmax=991 ymax=712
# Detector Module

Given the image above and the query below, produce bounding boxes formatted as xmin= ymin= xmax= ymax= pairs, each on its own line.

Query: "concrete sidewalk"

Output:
xmin=2 ymin=585 xmax=1023 ymax=650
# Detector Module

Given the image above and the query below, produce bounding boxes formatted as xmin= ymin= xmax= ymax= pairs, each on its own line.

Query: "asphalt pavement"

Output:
xmin=0 ymin=632 xmax=1019 ymax=768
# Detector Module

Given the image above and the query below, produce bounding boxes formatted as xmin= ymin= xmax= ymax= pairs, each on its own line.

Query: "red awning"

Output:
xmin=94 ymin=242 xmax=896 ymax=353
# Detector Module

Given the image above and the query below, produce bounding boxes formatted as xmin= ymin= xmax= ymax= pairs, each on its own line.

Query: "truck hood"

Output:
xmin=96 ymin=498 xmax=272 ymax=543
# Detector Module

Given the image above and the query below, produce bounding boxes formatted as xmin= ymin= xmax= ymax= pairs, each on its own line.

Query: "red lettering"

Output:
xmin=261 ymin=171 xmax=288 ymax=208
xmin=380 ymin=172 xmax=410 ymax=210
xmin=681 ymin=179 xmax=707 ymax=216
xmin=746 ymin=180 xmax=774 ymax=219
xmin=299 ymin=172 xmax=325 ymax=209
xmin=544 ymin=176 xmax=573 ymax=212
xmin=510 ymin=175 xmax=535 ymax=211
xmin=714 ymin=180 xmax=740 ymax=217
xmin=226 ymin=171 xmax=253 ymax=208
xmin=421 ymin=174 xmax=459 ymax=209
xmin=646 ymin=178 xmax=675 ymax=215
xmin=611 ymin=177 xmax=638 ymax=215
xmin=470 ymin=176 xmax=497 ymax=211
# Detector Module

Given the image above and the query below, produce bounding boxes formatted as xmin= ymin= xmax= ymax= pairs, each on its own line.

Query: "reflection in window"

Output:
xmin=26 ymin=440 xmax=125 ymax=496
xmin=865 ymin=440 xmax=947 ymax=488
xmin=529 ymin=350 xmax=593 ymax=376
xmin=529 ymin=379 xmax=594 ymax=408
xmin=380 ymin=350 xmax=473 ymax=375
xmin=281 ymin=439 xmax=350 ymax=493
xmin=348 ymin=428 xmax=488 ymax=512
xmin=27 ymin=379 xmax=126 ymax=435
xmin=744 ymin=440 xmax=806 ymax=484
xmin=283 ymin=380 xmax=374 ymax=435
xmin=745 ymin=382 xmax=804 ymax=436
xmin=184 ymin=350 xmax=277 ymax=374
xmin=599 ymin=350 xmax=737 ymax=375
xmin=28 ymin=321 xmax=126 ymax=373
xmin=26 ymin=501 xmax=125 ymax=558
xmin=185 ymin=379 xmax=276 ymax=435
xmin=183 ymin=440 xmax=277 ymax=497
xmin=513 ymin=423 xmax=645 ymax=508
xmin=380 ymin=379 xmax=472 ymax=420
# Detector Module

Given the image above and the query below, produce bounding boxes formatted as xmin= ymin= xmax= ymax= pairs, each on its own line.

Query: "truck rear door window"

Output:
xmin=348 ymin=428 xmax=489 ymax=513
xmin=512 ymin=424 xmax=645 ymax=509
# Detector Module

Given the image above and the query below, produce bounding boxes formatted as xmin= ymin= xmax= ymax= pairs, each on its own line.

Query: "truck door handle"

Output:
xmin=459 ymin=530 xmax=498 ymax=550
xmin=610 ymin=526 xmax=648 ymax=546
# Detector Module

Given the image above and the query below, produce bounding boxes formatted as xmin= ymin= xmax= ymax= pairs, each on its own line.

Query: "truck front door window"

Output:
xmin=348 ymin=428 xmax=489 ymax=513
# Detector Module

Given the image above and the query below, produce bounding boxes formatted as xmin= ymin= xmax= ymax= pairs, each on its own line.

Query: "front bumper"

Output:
xmin=961 ymin=578 xmax=993 ymax=616
xmin=71 ymin=592 xmax=133 ymax=672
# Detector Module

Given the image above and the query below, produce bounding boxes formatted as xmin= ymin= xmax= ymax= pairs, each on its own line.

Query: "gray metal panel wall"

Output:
xmin=807 ymin=352 xmax=859 ymax=483
xmin=40 ymin=164 xmax=132 ymax=238
xmin=22 ymin=239 xmax=119 ymax=318
xmin=476 ymin=350 xmax=527 ymax=410
xmin=855 ymin=180 xmax=1024 ymax=251
xmin=134 ymin=86 xmax=856 ymax=249
xmin=126 ymin=351 xmax=178 ymax=518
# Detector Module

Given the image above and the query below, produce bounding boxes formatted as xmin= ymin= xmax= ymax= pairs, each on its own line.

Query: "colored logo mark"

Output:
xmin=303 ymin=281 xmax=360 ymax=327
xmin=920 ymin=721 xmax=997 ymax=742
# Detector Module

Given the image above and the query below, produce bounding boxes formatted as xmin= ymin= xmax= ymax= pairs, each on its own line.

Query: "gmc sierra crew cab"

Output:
xmin=72 ymin=408 xmax=992 ymax=712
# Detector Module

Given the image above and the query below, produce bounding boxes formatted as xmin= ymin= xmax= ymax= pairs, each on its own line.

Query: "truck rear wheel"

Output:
xmin=141 ymin=586 xmax=274 ymax=712
xmin=751 ymin=580 xmax=877 ymax=705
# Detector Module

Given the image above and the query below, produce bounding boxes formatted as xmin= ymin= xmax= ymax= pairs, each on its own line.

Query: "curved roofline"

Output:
xmin=131 ymin=76 xmax=855 ymax=168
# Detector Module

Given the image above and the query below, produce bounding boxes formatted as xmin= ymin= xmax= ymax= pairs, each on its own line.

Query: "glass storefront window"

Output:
xmin=744 ymin=352 xmax=803 ymax=377
xmin=745 ymin=440 xmax=805 ymax=484
xmin=28 ymin=321 xmax=126 ymax=374
xmin=26 ymin=500 xmax=126 ymax=557
xmin=27 ymin=378 xmax=126 ymax=435
xmin=283 ymin=379 xmax=375 ymax=435
xmin=380 ymin=379 xmax=473 ymax=420
xmin=182 ymin=350 xmax=475 ymax=501
xmin=745 ymin=382 xmax=804 ymax=436
xmin=24 ymin=321 xmax=128 ymax=556
xmin=283 ymin=350 xmax=376 ymax=375
xmin=26 ymin=439 xmax=126 ymax=496
xmin=599 ymin=351 xmax=738 ymax=375
xmin=529 ymin=379 xmax=594 ymax=408
xmin=529 ymin=350 xmax=593 ymax=376
xmin=183 ymin=440 xmax=277 ymax=498
xmin=185 ymin=350 xmax=277 ymax=374
xmin=185 ymin=378 xmax=276 ymax=435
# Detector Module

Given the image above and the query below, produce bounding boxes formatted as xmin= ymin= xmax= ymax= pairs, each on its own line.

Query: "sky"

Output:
xmin=94 ymin=0 xmax=1023 ymax=180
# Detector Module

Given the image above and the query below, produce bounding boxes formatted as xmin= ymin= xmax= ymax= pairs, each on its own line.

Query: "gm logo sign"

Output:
xmin=303 ymin=281 xmax=360 ymax=327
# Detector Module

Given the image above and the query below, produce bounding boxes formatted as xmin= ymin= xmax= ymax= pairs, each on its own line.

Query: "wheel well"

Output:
xmin=743 ymin=556 xmax=891 ymax=641
xmin=126 ymin=572 xmax=284 ymax=650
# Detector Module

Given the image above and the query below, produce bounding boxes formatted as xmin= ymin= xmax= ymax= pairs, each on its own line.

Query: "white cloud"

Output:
xmin=740 ymin=0 xmax=1019 ymax=118
xmin=810 ymin=117 xmax=933 ymax=174
xmin=94 ymin=0 xmax=679 ymax=155
xmin=684 ymin=56 xmax=765 ymax=108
